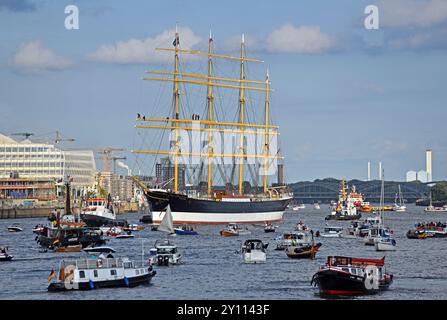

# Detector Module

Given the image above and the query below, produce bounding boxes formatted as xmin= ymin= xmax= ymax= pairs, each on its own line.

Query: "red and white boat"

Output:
xmin=311 ymin=256 xmax=393 ymax=296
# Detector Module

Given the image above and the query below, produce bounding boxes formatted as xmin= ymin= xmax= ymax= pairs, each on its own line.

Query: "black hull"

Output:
xmin=48 ymin=271 xmax=156 ymax=292
xmin=325 ymin=214 xmax=361 ymax=221
xmin=80 ymin=214 xmax=128 ymax=228
xmin=0 ymin=256 xmax=13 ymax=261
xmin=312 ymin=269 xmax=391 ymax=296
xmin=37 ymin=234 xmax=107 ymax=249
xmin=286 ymin=244 xmax=321 ymax=259
xmin=145 ymin=190 xmax=291 ymax=214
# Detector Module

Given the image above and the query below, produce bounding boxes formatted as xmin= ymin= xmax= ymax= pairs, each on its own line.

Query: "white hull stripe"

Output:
xmin=152 ymin=211 xmax=284 ymax=225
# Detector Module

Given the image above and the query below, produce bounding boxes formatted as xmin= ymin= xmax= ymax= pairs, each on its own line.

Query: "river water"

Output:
xmin=0 ymin=204 xmax=446 ymax=300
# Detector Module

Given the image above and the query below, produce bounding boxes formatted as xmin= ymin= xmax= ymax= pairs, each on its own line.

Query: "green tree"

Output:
xmin=431 ymin=182 xmax=447 ymax=201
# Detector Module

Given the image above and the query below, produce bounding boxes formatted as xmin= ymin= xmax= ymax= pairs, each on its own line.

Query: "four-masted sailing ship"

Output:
xmin=132 ymin=28 xmax=292 ymax=224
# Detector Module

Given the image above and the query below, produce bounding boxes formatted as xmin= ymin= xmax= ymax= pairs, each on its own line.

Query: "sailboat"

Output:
xmin=374 ymin=170 xmax=396 ymax=251
xmin=132 ymin=28 xmax=293 ymax=224
xmin=393 ymin=185 xmax=406 ymax=212
xmin=157 ymin=205 xmax=175 ymax=235
xmin=424 ymin=192 xmax=447 ymax=212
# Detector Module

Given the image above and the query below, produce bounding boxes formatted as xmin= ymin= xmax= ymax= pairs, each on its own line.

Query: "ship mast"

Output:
xmin=238 ymin=34 xmax=246 ymax=196
xmin=136 ymin=29 xmax=284 ymax=196
xmin=207 ymin=31 xmax=213 ymax=197
xmin=173 ymin=25 xmax=180 ymax=193
xmin=263 ymin=70 xmax=270 ymax=193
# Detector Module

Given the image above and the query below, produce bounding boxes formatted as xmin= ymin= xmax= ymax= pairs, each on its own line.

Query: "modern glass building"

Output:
xmin=0 ymin=134 xmax=96 ymax=194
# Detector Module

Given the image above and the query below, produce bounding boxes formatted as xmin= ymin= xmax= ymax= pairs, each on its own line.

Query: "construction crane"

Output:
xmin=112 ymin=156 xmax=127 ymax=174
xmin=95 ymin=148 xmax=126 ymax=174
xmin=11 ymin=132 xmax=34 ymax=140
xmin=54 ymin=131 xmax=75 ymax=144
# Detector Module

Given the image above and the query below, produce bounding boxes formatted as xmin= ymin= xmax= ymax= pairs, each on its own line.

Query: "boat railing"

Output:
xmin=61 ymin=258 xmax=124 ymax=270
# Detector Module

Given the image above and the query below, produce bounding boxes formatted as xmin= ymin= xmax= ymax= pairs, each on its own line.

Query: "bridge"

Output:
xmin=289 ymin=178 xmax=431 ymax=204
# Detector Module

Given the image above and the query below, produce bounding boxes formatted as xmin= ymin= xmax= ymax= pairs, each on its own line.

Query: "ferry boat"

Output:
xmin=0 ymin=246 xmax=13 ymax=261
xmin=131 ymin=29 xmax=292 ymax=225
xmin=241 ymin=239 xmax=267 ymax=264
xmin=311 ymin=256 xmax=393 ymax=296
xmin=47 ymin=256 xmax=156 ymax=291
xmin=148 ymin=239 xmax=182 ymax=266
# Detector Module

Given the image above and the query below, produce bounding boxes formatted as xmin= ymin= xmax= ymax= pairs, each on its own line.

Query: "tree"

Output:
xmin=431 ymin=182 xmax=447 ymax=201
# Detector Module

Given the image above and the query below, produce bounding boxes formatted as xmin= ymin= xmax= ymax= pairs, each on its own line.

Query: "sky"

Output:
xmin=1 ymin=0 xmax=447 ymax=183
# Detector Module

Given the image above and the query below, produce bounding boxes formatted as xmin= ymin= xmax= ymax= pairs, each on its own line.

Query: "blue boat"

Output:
xmin=174 ymin=225 xmax=198 ymax=235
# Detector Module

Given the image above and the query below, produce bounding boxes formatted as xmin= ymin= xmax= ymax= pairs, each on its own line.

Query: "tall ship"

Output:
xmin=132 ymin=28 xmax=292 ymax=224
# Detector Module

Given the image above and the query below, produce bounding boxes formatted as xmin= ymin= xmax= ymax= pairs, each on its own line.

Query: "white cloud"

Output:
xmin=87 ymin=27 xmax=202 ymax=64
xmin=221 ymin=24 xmax=336 ymax=54
xmin=380 ymin=0 xmax=447 ymax=27
xmin=12 ymin=41 xmax=72 ymax=73
xmin=264 ymin=24 xmax=336 ymax=54
xmin=387 ymin=28 xmax=447 ymax=49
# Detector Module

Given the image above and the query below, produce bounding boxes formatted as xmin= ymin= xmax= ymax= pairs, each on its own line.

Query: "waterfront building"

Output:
xmin=155 ymin=157 xmax=186 ymax=191
xmin=0 ymin=134 xmax=96 ymax=196
xmin=406 ymin=170 xmax=417 ymax=182
xmin=0 ymin=176 xmax=56 ymax=201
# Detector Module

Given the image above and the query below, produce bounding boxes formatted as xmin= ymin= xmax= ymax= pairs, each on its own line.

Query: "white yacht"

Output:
xmin=241 ymin=239 xmax=267 ymax=264
xmin=149 ymin=239 xmax=182 ymax=266
xmin=394 ymin=185 xmax=406 ymax=212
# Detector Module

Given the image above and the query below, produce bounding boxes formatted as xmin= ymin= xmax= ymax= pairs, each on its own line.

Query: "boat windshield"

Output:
xmin=158 ymin=247 xmax=177 ymax=254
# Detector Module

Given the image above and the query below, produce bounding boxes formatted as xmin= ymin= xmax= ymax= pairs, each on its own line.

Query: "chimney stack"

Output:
xmin=367 ymin=161 xmax=371 ymax=181
xmin=426 ymin=149 xmax=432 ymax=182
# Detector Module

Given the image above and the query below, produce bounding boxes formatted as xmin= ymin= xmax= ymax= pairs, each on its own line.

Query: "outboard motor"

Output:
xmin=157 ymin=255 xmax=164 ymax=266
xmin=163 ymin=255 xmax=170 ymax=266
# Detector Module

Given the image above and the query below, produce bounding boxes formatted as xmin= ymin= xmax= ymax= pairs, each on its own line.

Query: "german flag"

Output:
xmin=48 ymin=269 xmax=56 ymax=282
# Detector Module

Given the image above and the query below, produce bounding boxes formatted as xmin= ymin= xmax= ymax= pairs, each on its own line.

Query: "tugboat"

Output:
xmin=80 ymin=196 xmax=128 ymax=228
xmin=148 ymin=239 xmax=182 ymax=266
xmin=311 ymin=256 xmax=393 ymax=296
xmin=241 ymin=239 xmax=267 ymax=264
xmin=47 ymin=255 xmax=156 ymax=291
xmin=0 ymin=246 xmax=13 ymax=261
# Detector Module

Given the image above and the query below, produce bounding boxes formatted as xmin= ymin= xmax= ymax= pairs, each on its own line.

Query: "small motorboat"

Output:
xmin=314 ymin=203 xmax=321 ymax=210
xmin=115 ymin=233 xmax=135 ymax=239
xmin=311 ymin=256 xmax=393 ymax=296
xmin=364 ymin=226 xmax=392 ymax=246
xmin=285 ymin=243 xmax=322 ymax=259
xmin=319 ymin=226 xmax=343 ymax=238
xmin=83 ymin=246 xmax=116 ymax=254
xmin=139 ymin=215 xmax=153 ymax=224
xmin=148 ymin=239 xmax=182 ymax=266
xmin=264 ymin=223 xmax=276 ymax=233
xmin=0 ymin=246 xmax=13 ymax=261
xmin=47 ymin=256 xmax=156 ymax=291
xmin=123 ymin=224 xmax=145 ymax=232
xmin=32 ymin=224 xmax=45 ymax=234
xmin=54 ymin=245 xmax=82 ymax=253
xmin=275 ymin=231 xmax=313 ymax=250
xmin=241 ymin=239 xmax=267 ymax=264
xmin=174 ymin=225 xmax=198 ymax=235
xmin=375 ymin=236 xmax=396 ymax=251
xmin=406 ymin=229 xmax=427 ymax=239
xmin=7 ymin=224 xmax=23 ymax=232
xmin=219 ymin=223 xmax=251 ymax=237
